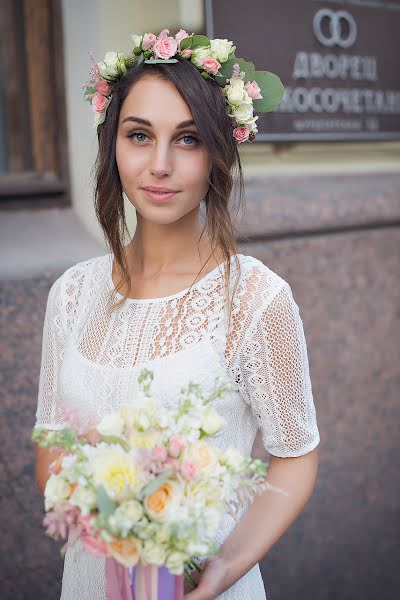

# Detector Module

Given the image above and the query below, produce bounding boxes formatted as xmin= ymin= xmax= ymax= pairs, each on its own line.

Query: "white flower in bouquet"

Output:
xmin=201 ymin=406 xmax=225 ymax=435
xmin=220 ymin=446 xmax=247 ymax=472
xmin=141 ymin=539 xmax=168 ymax=566
xmin=69 ymin=485 xmax=97 ymax=516
xmin=165 ymin=551 xmax=187 ymax=575
xmin=108 ymin=499 xmax=144 ymax=536
xmin=96 ymin=412 xmax=124 ymax=437
xmin=44 ymin=474 xmax=71 ymax=510
xmin=91 ymin=446 xmax=140 ymax=501
xmin=183 ymin=441 xmax=221 ymax=474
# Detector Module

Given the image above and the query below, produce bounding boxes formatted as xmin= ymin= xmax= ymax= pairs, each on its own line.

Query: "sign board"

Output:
xmin=205 ymin=0 xmax=400 ymax=141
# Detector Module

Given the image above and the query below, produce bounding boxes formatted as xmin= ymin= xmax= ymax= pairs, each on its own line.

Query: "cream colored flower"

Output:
xmin=183 ymin=441 xmax=221 ymax=473
xmin=210 ymin=38 xmax=235 ymax=63
xmin=225 ymin=79 xmax=252 ymax=107
xmin=96 ymin=412 xmax=124 ymax=437
xmin=201 ymin=406 xmax=225 ymax=435
xmin=69 ymin=486 xmax=97 ymax=516
xmin=131 ymin=34 xmax=143 ymax=50
xmin=165 ymin=551 xmax=186 ymax=575
xmin=141 ymin=539 xmax=168 ymax=566
xmin=191 ymin=47 xmax=211 ymax=68
xmin=44 ymin=474 xmax=71 ymax=510
xmin=91 ymin=447 xmax=140 ymax=501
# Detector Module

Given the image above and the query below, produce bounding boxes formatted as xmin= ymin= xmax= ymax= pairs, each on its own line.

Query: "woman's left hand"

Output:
xmin=184 ymin=555 xmax=229 ymax=599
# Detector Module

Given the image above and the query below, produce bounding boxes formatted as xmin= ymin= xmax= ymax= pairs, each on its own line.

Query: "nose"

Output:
xmin=149 ymin=140 xmax=173 ymax=177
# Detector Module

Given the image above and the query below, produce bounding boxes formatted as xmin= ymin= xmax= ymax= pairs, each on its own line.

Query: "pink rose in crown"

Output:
xmin=233 ymin=126 xmax=250 ymax=142
xmin=245 ymin=81 xmax=263 ymax=100
xmin=157 ymin=28 xmax=170 ymax=41
xmin=181 ymin=48 xmax=193 ymax=58
xmin=202 ymin=56 xmax=221 ymax=75
xmin=96 ymin=79 xmax=111 ymax=95
xmin=175 ymin=29 xmax=190 ymax=46
xmin=92 ymin=92 xmax=108 ymax=113
xmin=142 ymin=32 xmax=156 ymax=50
xmin=153 ymin=34 xmax=178 ymax=60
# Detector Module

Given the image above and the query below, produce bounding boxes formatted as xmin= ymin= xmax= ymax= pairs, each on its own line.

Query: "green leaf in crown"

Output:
xmin=216 ymin=57 xmax=256 ymax=85
xmin=180 ymin=34 xmax=210 ymax=51
xmin=251 ymin=71 xmax=285 ymax=112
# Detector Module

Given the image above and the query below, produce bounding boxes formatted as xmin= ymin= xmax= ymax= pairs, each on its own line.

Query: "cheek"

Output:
xmin=115 ymin=140 xmax=143 ymax=183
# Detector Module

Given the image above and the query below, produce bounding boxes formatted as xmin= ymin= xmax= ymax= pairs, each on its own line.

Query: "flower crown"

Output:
xmin=83 ymin=29 xmax=284 ymax=144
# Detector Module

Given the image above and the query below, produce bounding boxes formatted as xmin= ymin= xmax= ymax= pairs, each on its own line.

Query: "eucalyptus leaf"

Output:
xmin=96 ymin=486 xmax=116 ymax=517
xmin=144 ymin=58 xmax=178 ymax=64
xmin=136 ymin=53 xmax=144 ymax=66
xmin=179 ymin=37 xmax=193 ymax=51
xmin=217 ymin=58 xmax=255 ymax=83
xmin=101 ymin=435 xmax=130 ymax=452
xmin=84 ymin=86 xmax=97 ymax=96
xmin=191 ymin=35 xmax=210 ymax=48
xmin=251 ymin=71 xmax=285 ymax=112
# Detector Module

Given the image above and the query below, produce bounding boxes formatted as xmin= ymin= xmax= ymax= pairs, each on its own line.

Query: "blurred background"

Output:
xmin=0 ymin=0 xmax=399 ymax=598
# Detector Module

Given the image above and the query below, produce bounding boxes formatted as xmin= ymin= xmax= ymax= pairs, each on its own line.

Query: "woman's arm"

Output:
xmin=184 ymin=447 xmax=319 ymax=599
xmin=35 ymin=426 xmax=101 ymax=496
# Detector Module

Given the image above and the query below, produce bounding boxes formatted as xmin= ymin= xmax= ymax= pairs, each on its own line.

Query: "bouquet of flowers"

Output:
xmin=32 ymin=369 xmax=287 ymax=599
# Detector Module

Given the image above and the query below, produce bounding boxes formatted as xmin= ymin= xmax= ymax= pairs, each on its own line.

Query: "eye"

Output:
xmin=126 ymin=131 xmax=200 ymax=146
xmin=127 ymin=131 xmax=148 ymax=143
xmin=179 ymin=134 xmax=199 ymax=146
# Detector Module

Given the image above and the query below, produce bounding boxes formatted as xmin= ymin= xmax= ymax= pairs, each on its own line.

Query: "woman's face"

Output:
xmin=116 ymin=75 xmax=212 ymax=224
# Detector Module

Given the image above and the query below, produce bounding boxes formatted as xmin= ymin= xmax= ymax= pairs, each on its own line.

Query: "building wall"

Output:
xmin=61 ymin=0 xmax=400 ymax=245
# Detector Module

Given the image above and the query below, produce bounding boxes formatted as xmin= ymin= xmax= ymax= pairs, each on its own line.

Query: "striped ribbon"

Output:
xmin=105 ymin=557 xmax=184 ymax=599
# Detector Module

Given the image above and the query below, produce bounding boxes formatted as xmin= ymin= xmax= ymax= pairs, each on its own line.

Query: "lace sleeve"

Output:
xmin=34 ymin=274 xmax=69 ymax=430
xmin=237 ymin=281 xmax=320 ymax=458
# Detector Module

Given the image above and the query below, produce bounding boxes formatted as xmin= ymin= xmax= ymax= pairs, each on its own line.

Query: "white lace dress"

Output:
xmin=34 ymin=252 xmax=320 ymax=600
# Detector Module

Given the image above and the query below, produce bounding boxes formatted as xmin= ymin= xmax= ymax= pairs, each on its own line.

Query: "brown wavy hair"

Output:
xmin=94 ymin=56 xmax=245 ymax=333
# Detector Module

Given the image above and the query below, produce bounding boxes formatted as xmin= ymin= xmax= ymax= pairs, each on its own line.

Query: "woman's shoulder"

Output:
xmin=237 ymin=253 xmax=289 ymax=304
xmin=50 ymin=253 xmax=109 ymax=293
xmin=46 ymin=253 xmax=109 ymax=330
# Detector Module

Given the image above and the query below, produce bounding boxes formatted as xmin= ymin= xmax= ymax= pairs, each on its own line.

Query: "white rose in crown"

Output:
xmin=98 ymin=51 xmax=125 ymax=80
xmin=96 ymin=412 xmax=124 ymax=437
xmin=231 ymin=103 xmax=259 ymax=129
xmin=131 ymin=34 xmax=143 ymax=50
xmin=225 ymin=78 xmax=252 ymax=106
xmin=201 ymin=406 xmax=226 ymax=435
xmin=191 ymin=46 xmax=211 ymax=68
xmin=209 ymin=38 xmax=236 ymax=63
xmin=44 ymin=474 xmax=71 ymax=510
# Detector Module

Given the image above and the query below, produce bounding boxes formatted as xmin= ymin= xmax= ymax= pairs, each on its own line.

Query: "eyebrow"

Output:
xmin=121 ymin=116 xmax=196 ymax=129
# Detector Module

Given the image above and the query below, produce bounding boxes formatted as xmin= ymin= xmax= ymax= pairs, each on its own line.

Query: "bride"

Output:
xmin=34 ymin=30 xmax=320 ymax=599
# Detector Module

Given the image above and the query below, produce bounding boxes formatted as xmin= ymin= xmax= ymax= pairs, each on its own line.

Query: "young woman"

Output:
xmin=34 ymin=32 xmax=320 ymax=600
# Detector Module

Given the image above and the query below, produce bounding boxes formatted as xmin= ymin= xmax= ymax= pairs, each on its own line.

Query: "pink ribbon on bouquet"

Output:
xmin=105 ymin=556 xmax=184 ymax=600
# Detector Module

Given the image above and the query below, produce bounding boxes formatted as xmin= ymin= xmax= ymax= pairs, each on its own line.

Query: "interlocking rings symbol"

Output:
xmin=313 ymin=9 xmax=357 ymax=48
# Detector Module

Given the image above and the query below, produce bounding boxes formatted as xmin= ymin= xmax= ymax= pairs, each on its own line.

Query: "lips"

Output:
xmin=142 ymin=187 xmax=178 ymax=193
xmin=141 ymin=187 xmax=179 ymax=204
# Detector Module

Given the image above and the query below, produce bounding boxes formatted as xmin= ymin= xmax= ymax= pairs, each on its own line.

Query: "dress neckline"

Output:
xmin=106 ymin=253 xmax=241 ymax=304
